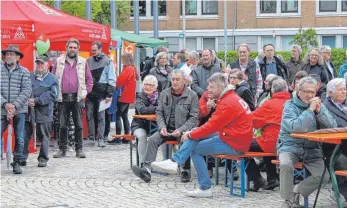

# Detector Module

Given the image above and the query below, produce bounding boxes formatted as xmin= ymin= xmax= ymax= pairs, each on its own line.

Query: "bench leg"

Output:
xmin=130 ymin=140 xmax=133 ymax=169
xmin=136 ymin=138 xmax=139 ymax=166
xmin=240 ymin=158 xmax=246 ymax=198
xmin=224 ymin=159 xmax=228 ymax=187
xmin=215 ymin=157 xmax=219 ymax=185
xmin=230 ymin=160 xmax=235 ymax=195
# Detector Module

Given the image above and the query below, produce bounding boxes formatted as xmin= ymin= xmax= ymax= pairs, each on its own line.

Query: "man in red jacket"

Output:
xmin=246 ymin=78 xmax=291 ymax=192
xmin=151 ymin=73 xmax=253 ymax=198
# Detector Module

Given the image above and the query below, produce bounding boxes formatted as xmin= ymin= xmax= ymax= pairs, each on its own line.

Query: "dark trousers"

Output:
xmin=58 ymin=101 xmax=83 ymax=151
xmin=1 ymin=114 xmax=25 ymax=162
xmin=104 ymin=111 xmax=111 ymax=137
xmin=24 ymin=121 xmax=52 ymax=161
xmin=245 ymin=140 xmax=277 ymax=182
xmin=86 ymin=97 xmax=105 ymax=141
xmin=116 ymin=102 xmax=130 ymax=135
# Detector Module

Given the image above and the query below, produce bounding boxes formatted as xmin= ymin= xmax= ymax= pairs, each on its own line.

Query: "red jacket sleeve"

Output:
xmin=251 ymin=102 xmax=269 ymax=129
xmin=199 ymin=92 xmax=209 ymax=120
xmin=116 ymin=66 xmax=131 ymax=89
xmin=190 ymin=102 xmax=242 ymax=140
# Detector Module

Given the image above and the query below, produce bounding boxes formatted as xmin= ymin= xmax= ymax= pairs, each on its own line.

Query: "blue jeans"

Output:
xmin=1 ymin=114 xmax=25 ymax=161
xmin=172 ymin=135 xmax=243 ymax=190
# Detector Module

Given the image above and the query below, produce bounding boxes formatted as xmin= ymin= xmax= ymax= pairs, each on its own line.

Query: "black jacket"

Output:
xmin=324 ymin=61 xmax=336 ymax=81
xmin=131 ymin=92 xmax=158 ymax=134
xmin=259 ymin=56 xmax=289 ymax=82
xmin=235 ymin=81 xmax=255 ymax=111
xmin=301 ymin=63 xmax=329 ymax=84
xmin=322 ymin=97 xmax=347 ymax=156
xmin=229 ymin=59 xmax=258 ymax=96
xmin=149 ymin=66 xmax=172 ymax=93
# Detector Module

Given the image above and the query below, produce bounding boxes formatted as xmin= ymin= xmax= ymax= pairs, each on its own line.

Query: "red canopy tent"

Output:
xmin=1 ymin=0 xmax=111 ymax=70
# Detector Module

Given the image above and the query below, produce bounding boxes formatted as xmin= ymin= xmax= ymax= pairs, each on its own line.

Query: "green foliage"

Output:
xmin=41 ymin=0 xmax=131 ymax=27
xmin=289 ymin=28 xmax=318 ymax=53
xmin=217 ymin=49 xmax=347 ymax=74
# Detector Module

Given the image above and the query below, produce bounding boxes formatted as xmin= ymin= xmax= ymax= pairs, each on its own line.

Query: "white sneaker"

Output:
xmin=151 ymin=159 xmax=178 ymax=174
xmin=186 ymin=188 xmax=213 ymax=198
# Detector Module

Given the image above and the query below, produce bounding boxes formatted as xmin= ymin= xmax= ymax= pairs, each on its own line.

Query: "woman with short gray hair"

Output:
xmin=131 ymin=75 xmax=159 ymax=165
xmin=149 ymin=52 xmax=172 ymax=93
xmin=300 ymin=48 xmax=329 ymax=84
xmin=322 ymin=78 xmax=347 ymax=204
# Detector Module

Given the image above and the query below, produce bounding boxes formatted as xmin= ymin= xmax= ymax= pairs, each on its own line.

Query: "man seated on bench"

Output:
xmin=151 ymin=73 xmax=253 ymax=198
xmin=278 ymin=76 xmax=336 ymax=208
xmin=246 ymin=78 xmax=291 ymax=192
xmin=323 ymin=78 xmax=347 ymax=205
xmin=131 ymin=69 xmax=199 ymax=183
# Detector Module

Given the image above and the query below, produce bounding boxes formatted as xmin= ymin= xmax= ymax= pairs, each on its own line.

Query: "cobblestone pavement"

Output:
xmin=1 ymin=110 xmax=338 ymax=208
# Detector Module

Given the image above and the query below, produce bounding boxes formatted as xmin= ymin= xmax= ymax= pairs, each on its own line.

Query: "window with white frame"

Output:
xmin=281 ymin=36 xmax=295 ymax=51
xmin=317 ymin=0 xmax=347 ymax=14
xmin=203 ymin=38 xmax=215 ymax=50
xmin=131 ymin=0 xmax=167 ymax=18
xmin=343 ymin=36 xmax=347 ymax=48
xmin=258 ymin=0 xmax=300 ymax=16
xmin=322 ymin=36 xmax=336 ymax=48
xmin=186 ymin=38 xmax=197 ymax=51
xmin=181 ymin=0 xmax=218 ymax=16
xmin=262 ymin=36 xmax=276 ymax=47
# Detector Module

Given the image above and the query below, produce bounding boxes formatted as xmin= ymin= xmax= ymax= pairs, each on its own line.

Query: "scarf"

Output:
xmin=144 ymin=90 xmax=159 ymax=105
xmin=174 ymin=62 xmax=185 ymax=70
xmin=158 ymin=65 xmax=168 ymax=76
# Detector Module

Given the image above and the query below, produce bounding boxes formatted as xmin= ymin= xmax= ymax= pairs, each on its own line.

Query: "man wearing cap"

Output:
xmin=1 ymin=44 xmax=32 ymax=174
xmin=52 ymin=38 xmax=93 ymax=158
xmin=22 ymin=55 xmax=58 ymax=167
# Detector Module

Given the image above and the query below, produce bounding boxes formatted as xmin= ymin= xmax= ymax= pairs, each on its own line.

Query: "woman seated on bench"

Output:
xmin=245 ymin=78 xmax=291 ymax=192
xmin=130 ymin=75 xmax=159 ymax=165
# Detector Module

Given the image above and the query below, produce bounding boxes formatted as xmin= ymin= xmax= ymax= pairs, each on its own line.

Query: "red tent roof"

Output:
xmin=1 ymin=0 xmax=110 ymax=51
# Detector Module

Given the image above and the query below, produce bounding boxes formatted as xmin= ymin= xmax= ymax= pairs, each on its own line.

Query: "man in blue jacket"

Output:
xmin=278 ymin=76 xmax=336 ymax=208
xmin=24 ymin=55 xmax=58 ymax=167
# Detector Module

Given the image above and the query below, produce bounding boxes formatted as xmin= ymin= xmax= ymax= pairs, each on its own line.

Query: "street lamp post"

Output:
xmin=111 ymin=0 xmax=117 ymax=29
xmin=153 ymin=0 xmax=159 ymax=39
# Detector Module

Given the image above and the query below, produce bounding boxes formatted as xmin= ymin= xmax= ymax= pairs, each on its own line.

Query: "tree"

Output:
xmin=289 ymin=28 xmax=318 ymax=52
xmin=41 ymin=0 xmax=130 ymax=27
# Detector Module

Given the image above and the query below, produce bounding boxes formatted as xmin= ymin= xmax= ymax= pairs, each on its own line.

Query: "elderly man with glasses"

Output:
xmin=321 ymin=45 xmax=336 ymax=81
xmin=278 ymin=76 xmax=336 ymax=208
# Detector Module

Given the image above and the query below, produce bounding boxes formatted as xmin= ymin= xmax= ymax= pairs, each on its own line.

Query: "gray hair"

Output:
xmin=154 ymin=52 xmax=168 ymax=66
xmin=298 ymin=76 xmax=318 ymax=91
xmin=143 ymin=75 xmax=158 ymax=89
xmin=189 ymin=51 xmax=199 ymax=60
xmin=171 ymin=69 xmax=186 ymax=79
xmin=208 ymin=72 xmax=228 ymax=87
xmin=271 ymin=79 xmax=288 ymax=93
xmin=265 ymin=74 xmax=278 ymax=82
xmin=292 ymin=44 xmax=302 ymax=54
xmin=326 ymin=78 xmax=346 ymax=98
xmin=237 ymin=43 xmax=251 ymax=52
xmin=306 ymin=48 xmax=324 ymax=65
xmin=320 ymin=45 xmax=332 ymax=53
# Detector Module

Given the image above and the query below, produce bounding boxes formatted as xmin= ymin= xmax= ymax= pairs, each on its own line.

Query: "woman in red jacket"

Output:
xmin=115 ymin=53 xmax=139 ymax=143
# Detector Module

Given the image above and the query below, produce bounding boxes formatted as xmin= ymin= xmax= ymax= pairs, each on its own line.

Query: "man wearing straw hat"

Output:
xmin=1 ymin=44 xmax=32 ymax=174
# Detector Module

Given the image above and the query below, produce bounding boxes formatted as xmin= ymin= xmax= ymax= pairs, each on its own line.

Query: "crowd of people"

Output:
xmin=1 ymin=38 xmax=347 ymax=208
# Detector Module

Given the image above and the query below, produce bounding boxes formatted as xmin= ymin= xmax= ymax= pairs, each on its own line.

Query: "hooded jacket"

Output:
xmin=277 ymin=94 xmax=337 ymax=155
xmin=190 ymin=85 xmax=253 ymax=152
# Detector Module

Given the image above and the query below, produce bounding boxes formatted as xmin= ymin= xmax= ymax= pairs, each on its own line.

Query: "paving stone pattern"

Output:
xmin=1 ymin=109 xmax=337 ymax=208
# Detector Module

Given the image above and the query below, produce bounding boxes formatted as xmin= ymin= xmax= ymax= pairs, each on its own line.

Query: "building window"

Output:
xmin=181 ymin=0 xmax=198 ymax=15
xmin=263 ymin=36 xmax=276 ymax=47
xmin=343 ymin=36 xmax=347 ymax=48
xmin=202 ymin=0 xmax=218 ymax=15
xmin=203 ymin=38 xmax=215 ymax=50
xmin=258 ymin=0 xmax=300 ymax=16
xmin=281 ymin=0 xmax=298 ymax=13
xmin=342 ymin=0 xmax=347 ymax=11
xmin=131 ymin=0 xmax=147 ymax=17
xmin=319 ymin=0 xmax=337 ymax=12
xmin=151 ymin=0 xmax=167 ymax=16
xmin=186 ymin=38 xmax=197 ymax=51
xmin=260 ymin=0 xmax=277 ymax=13
xmin=322 ymin=36 xmax=336 ymax=48
xmin=281 ymin=36 xmax=295 ymax=51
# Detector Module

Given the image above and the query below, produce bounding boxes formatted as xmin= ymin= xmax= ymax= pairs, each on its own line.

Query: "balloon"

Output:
xmin=36 ymin=35 xmax=50 ymax=55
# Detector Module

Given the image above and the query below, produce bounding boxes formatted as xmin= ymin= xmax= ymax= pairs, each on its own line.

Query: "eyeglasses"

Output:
xmin=299 ymin=89 xmax=316 ymax=95
xmin=144 ymin=83 xmax=155 ymax=87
